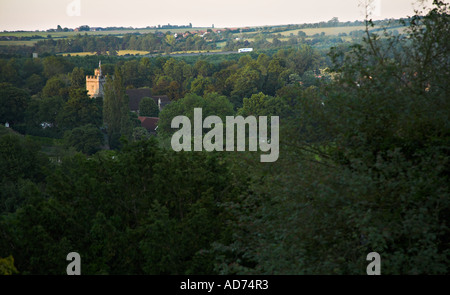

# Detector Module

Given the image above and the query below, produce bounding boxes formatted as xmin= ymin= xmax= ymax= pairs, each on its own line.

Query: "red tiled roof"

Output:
xmin=138 ymin=116 xmax=159 ymax=132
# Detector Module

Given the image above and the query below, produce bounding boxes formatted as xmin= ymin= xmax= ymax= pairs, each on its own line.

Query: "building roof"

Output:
xmin=126 ymin=88 xmax=170 ymax=112
xmin=138 ymin=116 xmax=159 ymax=132
xmin=152 ymin=95 xmax=170 ymax=108
xmin=127 ymin=88 xmax=152 ymax=112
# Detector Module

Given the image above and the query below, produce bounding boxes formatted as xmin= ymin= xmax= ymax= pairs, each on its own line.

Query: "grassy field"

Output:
xmin=0 ymin=25 xmax=385 ymax=41
xmin=0 ymin=25 xmax=407 ymax=49
xmin=0 ymin=27 xmax=212 ymax=47
xmin=280 ymin=25 xmax=407 ymax=36
xmin=0 ymin=40 xmax=40 ymax=46
xmin=216 ymin=41 xmax=226 ymax=48
xmin=60 ymin=52 xmax=96 ymax=56
xmin=278 ymin=26 xmax=368 ymax=36
xmin=239 ymin=37 xmax=290 ymax=43
xmin=0 ymin=27 xmax=212 ymax=38
xmin=60 ymin=49 xmax=223 ymax=56
xmin=61 ymin=50 xmax=151 ymax=56
xmin=171 ymin=49 xmax=222 ymax=54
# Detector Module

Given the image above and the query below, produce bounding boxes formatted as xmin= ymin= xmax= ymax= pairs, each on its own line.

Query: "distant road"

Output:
xmin=142 ymin=51 xmax=239 ymax=58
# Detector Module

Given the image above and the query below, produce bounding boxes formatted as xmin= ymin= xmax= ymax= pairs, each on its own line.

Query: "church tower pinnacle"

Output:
xmin=86 ymin=60 xmax=106 ymax=98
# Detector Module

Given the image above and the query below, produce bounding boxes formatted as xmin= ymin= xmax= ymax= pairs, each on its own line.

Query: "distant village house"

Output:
xmin=126 ymin=88 xmax=170 ymax=114
xmin=126 ymin=88 xmax=170 ymax=134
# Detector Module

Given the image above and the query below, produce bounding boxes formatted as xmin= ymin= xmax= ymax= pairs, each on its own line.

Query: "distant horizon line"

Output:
xmin=1 ymin=16 xmax=409 ymax=33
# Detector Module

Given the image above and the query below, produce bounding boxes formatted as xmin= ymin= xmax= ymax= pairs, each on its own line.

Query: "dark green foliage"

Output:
xmin=139 ymin=97 xmax=159 ymax=117
xmin=42 ymin=56 xmax=73 ymax=78
xmin=70 ymin=67 xmax=85 ymax=89
xmin=42 ymin=76 xmax=69 ymax=99
xmin=0 ymin=139 xmax=237 ymax=274
xmin=25 ymin=74 xmax=45 ymax=95
xmin=0 ymin=83 xmax=30 ymax=125
xmin=0 ymin=127 xmax=48 ymax=213
xmin=0 ymin=3 xmax=448 ymax=275
xmin=132 ymin=127 xmax=149 ymax=141
xmin=56 ymin=88 xmax=102 ymax=130
xmin=238 ymin=92 xmax=287 ymax=117
xmin=1 ymin=47 xmax=322 ymax=116
xmin=103 ymin=67 xmax=133 ymax=149
xmin=158 ymin=92 xmax=234 ymax=136
xmin=38 ymin=96 xmax=64 ymax=126
xmin=63 ymin=124 xmax=104 ymax=155
xmin=212 ymin=1 xmax=449 ymax=275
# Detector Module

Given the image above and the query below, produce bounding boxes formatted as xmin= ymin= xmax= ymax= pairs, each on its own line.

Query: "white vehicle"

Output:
xmin=238 ymin=48 xmax=253 ymax=53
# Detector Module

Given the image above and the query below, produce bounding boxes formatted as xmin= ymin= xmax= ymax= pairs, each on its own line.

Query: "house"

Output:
xmin=127 ymin=88 xmax=152 ymax=112
xmin=126 ymin=88 xmax=171 ymax=134
xmin=138 ymin=116 xmax=159 ymax=134
xmin=152 ymin=95 xmax=171 ymax=109
xmin=126 ymin=88 xmax=170 ymax=114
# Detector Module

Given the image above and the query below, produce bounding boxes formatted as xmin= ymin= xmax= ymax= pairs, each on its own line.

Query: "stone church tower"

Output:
xmin=86 ymin=61 xmax=105 ymax=98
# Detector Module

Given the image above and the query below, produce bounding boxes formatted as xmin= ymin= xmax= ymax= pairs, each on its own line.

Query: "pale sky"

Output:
xmin=0 ymin=0 xmax=436 ymax=31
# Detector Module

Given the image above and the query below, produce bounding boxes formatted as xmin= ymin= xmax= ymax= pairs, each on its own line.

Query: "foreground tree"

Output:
xmin=0 ymin=83 xmax=29 ymax=126
xmin=63 ymin=124 xmax=104 ymax=155
xmin=56 ymin=88 xmax=102 ymax=131
xmin=213 ymin=1 xmax=450 ymax=275
xmin=0 ymin=139 xmax=240 ymax=274
xmin=103 ymin=67 xmax=132 ymax=149
xmin=0 ymin=127 xmax=48 ymax=213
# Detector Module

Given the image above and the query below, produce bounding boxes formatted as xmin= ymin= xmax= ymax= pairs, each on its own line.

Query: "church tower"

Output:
xmin=86 ymin=61 xmax=106 ymax=98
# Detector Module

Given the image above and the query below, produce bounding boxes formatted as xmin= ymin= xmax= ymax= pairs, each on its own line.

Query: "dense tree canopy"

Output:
xmin=0 ymin=2 xmax=448 ymax=275
xmin=139 ymin=97 xmax=159 ymax=117
xmin=103 ymin=68 xmax=134 ymax=149
xmin=63 ymin=124 xmax=104 ymax=155
xmin=158 ymin=92 xmax=234 ymax=136
xmin=0 ymin=83 xmax=30 ymax=125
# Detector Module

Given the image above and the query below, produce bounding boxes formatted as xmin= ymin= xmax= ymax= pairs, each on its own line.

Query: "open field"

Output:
xmin=0 ymin=25 xmax=408 ymax=49
xmin=237 ymin=25 xmax=369 ymax=38
xmin=170 ymin=49 xmax=221 ymax=54
xmin=0 ymin=40 xmax=40 ymax=46
xmin=279 ymin=26 xmax=368 ymax=36
xmin=216 ymin=41 xmax=226 ymax=48
xmin=61 ymin=50 xmax=151 ymax=56
xmin=280 ymin=25 xmax=407 ymax=36
xmin=60 ymin=52 xmax=96 ymax=56
xmin=116 ymin=50 xmax=150 ymax=56
xmin=60 ymin=49 xmax=223 ymax=57
xmin=238 ymin=37 xmax=290 ymax=43
xmin=1 ymin=25 xmax=395 ymax=41
xmin=237 ymin=24 xmax=407 ymax=38
xmin=0 ymin=27 xmax=212 ymax=47
xmin=0 ymin=27 xmax=212 ymax=38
